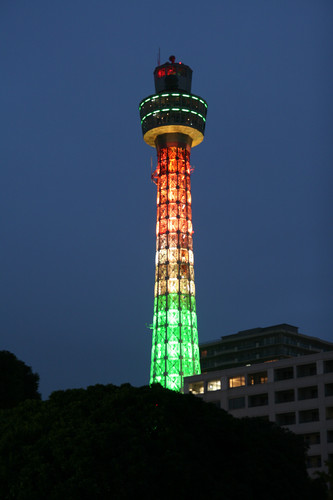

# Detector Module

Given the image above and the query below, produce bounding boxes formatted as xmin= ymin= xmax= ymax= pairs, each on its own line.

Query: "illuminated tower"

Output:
xmin=139 ymin=56 xmax=207 ymax=391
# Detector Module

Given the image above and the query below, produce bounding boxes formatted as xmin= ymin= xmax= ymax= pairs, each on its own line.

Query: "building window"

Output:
xmin=299 ymin=409 xmax=319 ymax=424
xmin=188 ymin=381 xmax=204 ymax=394
xmin=327 ymin=431 xmax=333 ymax=443
xmin=207 ymin=379 xmax=221 ymax=392
xmin=274 ymin=366 xmax=294 ymax=381
xmin=275 ymin=412 xmax=296 ymax=426
xmin=228 ymin=397 xmax=245 ymax=410
xmin=325 ymin=383 xmax=333 ymax=397
xmin=248 ymin=393 xmax=268 ymax=408
xmin=306 ymin=455 xmax=322 ymax=469
xmin=326 ymin=407 xmax=333 ymax=420
xmin=275 ymin=389 xmax=295 ymax=404
xmin=301 ymin=433 xmax=320 ymax=446
xmin=248 ymin=371 xmax=268 ymax=386
xmin=298 ymin=386 xmax=318 ymax=401
xmin=324 ymin=360 xmax=333 ymax=373
xmin=296 ymin=363 xmax=317 ymax=378
xmin=228 ymin=375 xmax=245 ymax=388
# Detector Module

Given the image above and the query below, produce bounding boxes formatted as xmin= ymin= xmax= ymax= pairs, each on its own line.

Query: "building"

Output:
xmin=200 ymin=323 xmax=333 ymax=372
xmin=139 ymin=56 xmax=208 ymax=391
xmin=184 ymin=349 xmax=333 ymax=475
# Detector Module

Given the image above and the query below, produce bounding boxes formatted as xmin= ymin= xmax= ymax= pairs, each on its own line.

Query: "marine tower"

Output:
xmin=139 ymin=56 xmax=207 ymax=391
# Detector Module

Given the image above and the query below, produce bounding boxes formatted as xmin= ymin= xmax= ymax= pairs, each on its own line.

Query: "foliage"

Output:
xmin=0 ymin=383 xmax=325 ymax=499
xmin=0 ymin=351 xmax=41 ymax=409
xmin=315 ymin=459 xmax=333 ymax=499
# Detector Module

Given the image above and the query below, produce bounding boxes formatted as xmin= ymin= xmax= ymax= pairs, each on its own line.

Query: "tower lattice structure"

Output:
xmin=139 ymin=56 xmax=207 ymax=391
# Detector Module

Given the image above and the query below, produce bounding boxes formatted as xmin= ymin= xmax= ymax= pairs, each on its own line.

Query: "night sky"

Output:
xmin=1 ymin=1 xmax=332 ymax=398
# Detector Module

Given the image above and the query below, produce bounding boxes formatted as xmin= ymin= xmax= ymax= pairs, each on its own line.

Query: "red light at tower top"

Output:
xmin=139 ymin=56 xmax=207 ymax=392
xmin=153 ymin=55 xmax=193 ymax=95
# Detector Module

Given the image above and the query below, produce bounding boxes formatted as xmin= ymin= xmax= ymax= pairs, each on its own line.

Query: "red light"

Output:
xmin=157 ymin=68 xmax=165 ymax=78
xmin=166 ymin=66 xmax=176 ymax=76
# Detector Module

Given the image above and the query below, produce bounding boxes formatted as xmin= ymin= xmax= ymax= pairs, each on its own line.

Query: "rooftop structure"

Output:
xmin=200 ymin=323 xmax=333 ymax=372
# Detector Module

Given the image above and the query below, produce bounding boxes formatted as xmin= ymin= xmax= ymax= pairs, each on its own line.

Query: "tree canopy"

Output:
xmin=0 ymin=382 xmax=326 ymax=499
xmin=0 ymin=351 xmax=41 ymax=409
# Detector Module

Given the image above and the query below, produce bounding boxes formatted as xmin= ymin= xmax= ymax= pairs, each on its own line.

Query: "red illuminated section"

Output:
xmin=155 ymin=147 xmax=193 ymax=241
xmin=157 ymin=65 xmax=186 ymax=78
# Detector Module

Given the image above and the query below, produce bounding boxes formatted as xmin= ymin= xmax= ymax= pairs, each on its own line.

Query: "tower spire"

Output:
xmin=139 ymin=57 xmax=208 ymax=391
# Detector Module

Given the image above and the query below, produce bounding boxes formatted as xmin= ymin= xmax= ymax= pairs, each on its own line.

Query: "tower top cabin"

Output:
xmin=154 ymin=55 xmax=193 ymax=93
xmin=139 ymin=56 xmax=207 ymax=148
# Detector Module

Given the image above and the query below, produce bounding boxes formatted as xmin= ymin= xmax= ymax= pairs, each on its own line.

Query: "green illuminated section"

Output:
xmin=151 ymin=294 xmax=200 ymax=391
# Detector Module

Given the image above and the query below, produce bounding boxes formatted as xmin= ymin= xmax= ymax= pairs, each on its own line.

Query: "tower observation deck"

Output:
xmin=139 ymin=56 xmax=208 ymax=392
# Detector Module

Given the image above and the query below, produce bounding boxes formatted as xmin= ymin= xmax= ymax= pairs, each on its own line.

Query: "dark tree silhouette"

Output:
xmin=0 ymin=350 xmax=41 ymax=409
xmin=0 ymin=383 xmax=325 ymax=499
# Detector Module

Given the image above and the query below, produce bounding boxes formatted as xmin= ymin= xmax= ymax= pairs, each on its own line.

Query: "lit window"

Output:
xmin=189 ymin=382 xmax=204 ymax=394
xmin=207 ymin=380 xmax=221 ymax=392
xmin=229 ymin=376 xmax=245 ymax=388
xmin=248 ymin=371 xmax=268 ymax=385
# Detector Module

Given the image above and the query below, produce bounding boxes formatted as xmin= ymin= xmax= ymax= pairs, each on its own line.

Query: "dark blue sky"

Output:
xmin=1 ymin=1 xmax=332 ymax=398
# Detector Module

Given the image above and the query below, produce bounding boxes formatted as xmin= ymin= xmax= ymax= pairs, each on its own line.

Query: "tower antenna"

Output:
xmin=157 ymin=48 xmax=160 ymax=66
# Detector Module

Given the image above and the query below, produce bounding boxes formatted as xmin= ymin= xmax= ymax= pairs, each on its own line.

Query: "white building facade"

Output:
xmin=184 ymin=350 xmax=333 ymax=475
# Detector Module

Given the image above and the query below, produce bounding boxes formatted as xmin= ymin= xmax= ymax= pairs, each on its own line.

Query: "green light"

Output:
xmin=151 ymin=291 xmax=200 ymax=391
xmin=139 ymin=93 xmax=208 ymax=111
xmin=141 ymin=108 xmax=206 ymax=124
